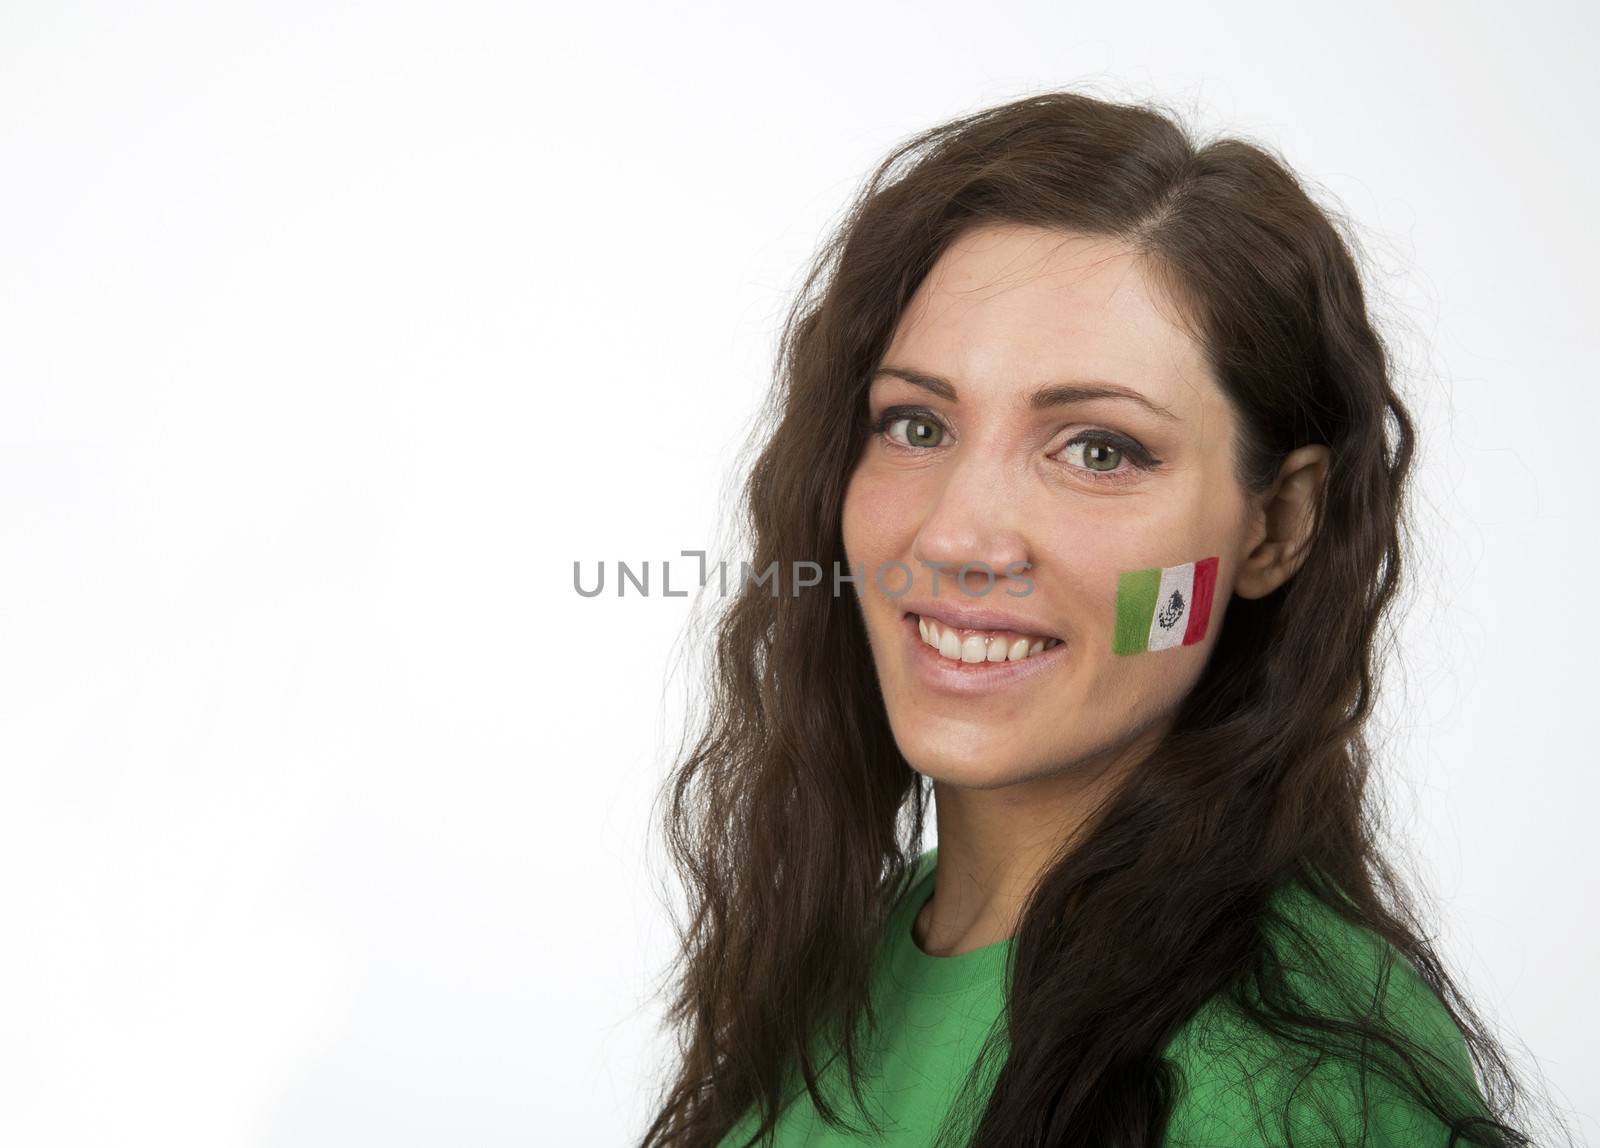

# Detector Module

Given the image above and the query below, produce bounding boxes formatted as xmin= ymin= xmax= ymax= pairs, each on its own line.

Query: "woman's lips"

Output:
xmin=913 ymin=612 xmax=1061 ymax=663
xmin=900 ymin=611 xmax=1068 ymax=695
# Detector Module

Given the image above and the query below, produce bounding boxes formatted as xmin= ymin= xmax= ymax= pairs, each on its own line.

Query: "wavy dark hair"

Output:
xmin=638 ymin=88 xmax=1566 ymax=1148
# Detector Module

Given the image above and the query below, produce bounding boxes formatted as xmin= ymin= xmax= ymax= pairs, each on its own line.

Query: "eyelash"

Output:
xmin=864 ymin=405 xmax=1162 ymax=485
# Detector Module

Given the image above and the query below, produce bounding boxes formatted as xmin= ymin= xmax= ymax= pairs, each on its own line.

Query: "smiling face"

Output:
xmin=841 ymin=223 xmax=1254 ymax=790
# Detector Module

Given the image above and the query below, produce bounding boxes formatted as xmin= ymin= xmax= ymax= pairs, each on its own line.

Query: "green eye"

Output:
xmin=1055 ymin=432 xmax=1161 ymax=485
xmin=1072 ymin=440 xmax=1122 ymax=472
xmin=884 ymin=415 xmax=945 ymax=448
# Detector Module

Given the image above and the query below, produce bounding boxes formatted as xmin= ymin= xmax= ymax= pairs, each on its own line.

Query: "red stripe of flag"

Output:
xmin=1181 ymin=555 xmax=1219 ymax=645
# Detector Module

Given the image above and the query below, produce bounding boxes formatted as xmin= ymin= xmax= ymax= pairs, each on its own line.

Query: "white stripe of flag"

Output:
xmin=1146 ymin=561 xmax=1196 ymax=651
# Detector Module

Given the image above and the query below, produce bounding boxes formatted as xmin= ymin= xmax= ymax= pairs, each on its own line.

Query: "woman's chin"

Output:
xmin=894 ymin=733 xmax=1057 ymax=791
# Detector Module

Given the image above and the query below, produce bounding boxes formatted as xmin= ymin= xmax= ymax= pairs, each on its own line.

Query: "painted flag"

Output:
xmin=1112 ymin=556 xmax=1219 ymax=655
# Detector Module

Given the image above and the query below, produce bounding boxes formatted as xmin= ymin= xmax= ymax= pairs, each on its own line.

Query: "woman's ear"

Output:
xmin=1233 ymin=445 xmax=1330 ymax=601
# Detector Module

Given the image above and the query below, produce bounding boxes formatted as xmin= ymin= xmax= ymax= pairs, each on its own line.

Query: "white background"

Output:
xmin=2 ymin=2 xmax=1594 ymax=1145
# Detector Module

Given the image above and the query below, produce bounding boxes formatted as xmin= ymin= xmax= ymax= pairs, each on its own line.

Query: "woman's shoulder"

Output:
xmin=1160 ymin=881 xmax=1484 ymax=1147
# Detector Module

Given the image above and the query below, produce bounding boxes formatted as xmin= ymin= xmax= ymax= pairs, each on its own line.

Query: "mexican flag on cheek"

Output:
xmin=1113 ymin=556 xmax=1219 ymax=655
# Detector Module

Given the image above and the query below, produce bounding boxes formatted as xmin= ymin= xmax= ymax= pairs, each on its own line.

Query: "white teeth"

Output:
xmin=915 ymin=615 xmax=1060 ymax=664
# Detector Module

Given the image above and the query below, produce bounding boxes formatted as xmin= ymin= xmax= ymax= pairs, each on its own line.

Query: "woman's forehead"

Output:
xmin=878 ymin=231 xmax=1216 ymax=426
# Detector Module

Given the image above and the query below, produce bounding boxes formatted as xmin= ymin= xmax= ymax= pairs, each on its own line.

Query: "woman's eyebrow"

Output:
xmin=871 ymin=365 xmax=1179 ymax=423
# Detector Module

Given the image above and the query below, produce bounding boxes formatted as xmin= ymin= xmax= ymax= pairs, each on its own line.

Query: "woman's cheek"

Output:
xmin=844 ymin=468 xmax=918 ymax=558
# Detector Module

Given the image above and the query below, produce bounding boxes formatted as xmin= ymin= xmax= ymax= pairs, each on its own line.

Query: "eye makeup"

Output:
xmin=862 ymin=405 xmax=1163 ymax=485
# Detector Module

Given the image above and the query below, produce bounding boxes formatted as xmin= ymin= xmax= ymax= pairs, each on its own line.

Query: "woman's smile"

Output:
xmin=899 ymin=608 xmax=1070 ymax=696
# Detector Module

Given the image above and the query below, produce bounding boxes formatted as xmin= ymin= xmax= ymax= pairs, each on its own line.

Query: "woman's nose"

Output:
xmin=909 ymin=467 xmax=1032 ymax=597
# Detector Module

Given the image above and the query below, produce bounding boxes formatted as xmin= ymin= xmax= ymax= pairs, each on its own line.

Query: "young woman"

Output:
xmin=638 ymin=90 xmax=1554 ymax=1147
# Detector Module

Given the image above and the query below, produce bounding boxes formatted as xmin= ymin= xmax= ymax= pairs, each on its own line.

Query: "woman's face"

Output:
xmin=841 ymin=223 xmax=1255 ymax=790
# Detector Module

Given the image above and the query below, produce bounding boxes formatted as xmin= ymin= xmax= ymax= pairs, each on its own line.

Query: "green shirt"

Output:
xmin=716 ymin=848 xmax=1485 ymax=1147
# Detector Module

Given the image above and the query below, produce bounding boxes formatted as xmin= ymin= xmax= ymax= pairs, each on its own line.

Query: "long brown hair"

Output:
xmin=638 ymin=88 xmax=1563 ymax=1148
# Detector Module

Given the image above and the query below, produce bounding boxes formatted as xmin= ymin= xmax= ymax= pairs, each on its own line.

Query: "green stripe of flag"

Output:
xmin=1113 ymin=567 xmax=1161 ymax=655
